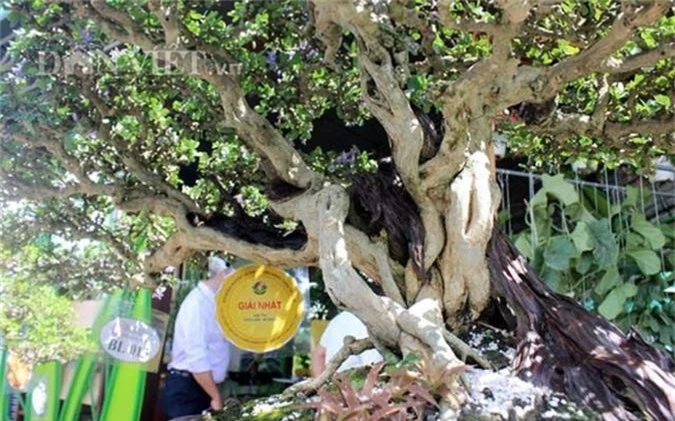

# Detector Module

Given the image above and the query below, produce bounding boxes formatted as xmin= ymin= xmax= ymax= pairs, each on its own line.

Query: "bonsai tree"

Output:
xmin=0 ymin=0 xmax=672 ymax=418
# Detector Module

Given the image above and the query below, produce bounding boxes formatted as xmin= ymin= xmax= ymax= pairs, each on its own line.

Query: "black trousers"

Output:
xmin=161 ymin=371 xmax=211 ymax=420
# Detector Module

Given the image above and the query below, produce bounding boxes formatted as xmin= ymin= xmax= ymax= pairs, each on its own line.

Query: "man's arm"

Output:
xmin=311 ymin=344 xmax=326 ymax=377
xmin=193 ymin=371 xmax=222 ymax=411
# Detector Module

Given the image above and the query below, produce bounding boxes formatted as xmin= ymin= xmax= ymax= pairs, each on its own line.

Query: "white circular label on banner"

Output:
xmin=99 ymin=317 xmax=160 ymax=363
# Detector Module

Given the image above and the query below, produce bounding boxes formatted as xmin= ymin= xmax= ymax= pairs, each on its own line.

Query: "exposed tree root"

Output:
xmin=283 ymin=337 xmax=373 ymax=396
xmin=443 ymin=329 xmax=493 ymax=370
xmin=397 ymin=298 xmax=463 ymax=370
xmin=487 ymin=230 xmax=675 ymax=421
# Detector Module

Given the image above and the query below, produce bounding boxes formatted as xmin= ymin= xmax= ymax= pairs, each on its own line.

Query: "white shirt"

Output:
xmin=319 ymin=312 xmax=383 ymax=372
xmin=169 ymin=282 xmax=231 ymax=383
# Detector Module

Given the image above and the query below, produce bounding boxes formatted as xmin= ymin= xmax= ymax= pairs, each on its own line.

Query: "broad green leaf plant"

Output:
xmin=512 ymin=174 xmax=675 ymax=350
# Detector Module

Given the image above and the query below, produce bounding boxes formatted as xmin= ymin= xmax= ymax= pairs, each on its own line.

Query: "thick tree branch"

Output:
xmin=185 ymin=224 xmax=317 ymax=268
xmin=118 ymin=191 xmax=312 ymax=271
xmin=418 ymin=0 xmax=672 ymax=195
xmin=422 ymin=0 xmax=535 ymax=191
xmin=549 ymin=1 xmax=670 ymax=86
xmin=345 ymin=225 xmax=406 ymax=306
xmin=440 ymin=151 xmax=500 ymax=326
xmin=600 ymin=41 xmax=675 ymax=74
xmin=514 ymin=1 xmax=671 ymax=105
xmin=604 ymin=118 xmax=675 ymax=144
xmin=122 ymin=192 xmax=317 ymax=279
xmin=398 ymin=298 xmax=463 ymax=372
xmin=312 ymin=0 xmax=447 ymax=275
xmin=532 ymin=111 xmax=674 ymax=151
xmin=114 ymin=188 xmax=188 ymax=222
xmin=312 ymin=0 xmax=424 ymax=197
xmin=143 ymin=231 xmax=193 ymax=276
xmin=1 ymin=128 xmax=118 ymax=200
xmin=79 ymin=1 xmax=319 ymax=190
xmin=316 ymin=184 xmax=403 ymax=346
xmin=148 ymin=0 xmax=180 ymax=46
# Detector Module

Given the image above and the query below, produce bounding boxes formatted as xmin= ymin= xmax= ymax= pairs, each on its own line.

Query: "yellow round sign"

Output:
xmin=216 ymin=265 xmax=304 ymax=353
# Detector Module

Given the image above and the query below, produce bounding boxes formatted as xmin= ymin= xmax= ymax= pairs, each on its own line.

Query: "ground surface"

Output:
xmin=207 ymin=326 xmax=598 ymax=420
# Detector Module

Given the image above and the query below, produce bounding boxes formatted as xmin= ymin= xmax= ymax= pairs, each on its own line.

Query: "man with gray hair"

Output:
xmin=161 ymin=256 xmax=234 ymax=419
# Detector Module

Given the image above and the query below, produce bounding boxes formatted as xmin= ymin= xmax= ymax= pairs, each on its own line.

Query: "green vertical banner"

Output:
xmin=25 ymin=361 xmax=62 ymax=421
xmin=59 ymin=291 xmax=124 ymax=421
xmin=0 ymin=347 xmax=8 ymax=421
xmin=99 ymin=289 xmax=152 ymax=421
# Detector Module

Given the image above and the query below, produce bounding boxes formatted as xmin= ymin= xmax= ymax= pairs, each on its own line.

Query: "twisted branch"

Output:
xmin=79 ymin=1 xmax=319 ymax=189
xmin=284 ymin=337 xmax=374 ymax=396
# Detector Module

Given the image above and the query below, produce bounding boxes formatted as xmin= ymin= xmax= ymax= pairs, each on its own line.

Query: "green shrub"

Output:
xmin=0 ymin=276 xmax=94 ymax=364
xmin=509 ymin=175 xmax=674 ymax=351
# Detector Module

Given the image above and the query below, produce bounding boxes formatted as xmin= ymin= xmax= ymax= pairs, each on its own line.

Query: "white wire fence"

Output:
xmin=496 ymin=166 xmax=674 ymax=278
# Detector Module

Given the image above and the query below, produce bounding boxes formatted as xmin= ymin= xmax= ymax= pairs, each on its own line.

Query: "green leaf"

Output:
xmin=654 ymin=94 xmax=671 ymax=108
xmin=557 ymin=39 xmax=580 ymax=55
xmin=587 ymin=219 xmax=619 ymax=269
xmin=132 ymin=235 xmax=148 ymax=254
xmin=626 ymin=232 xmax=646 ymax=249
xmin=630 ymin=213 xmax=666 ymax=250
xmin=570 ymin=222 xmax=593 ymax=252
xmin=581 ymin=186 xmax=610 ymax=217
xmin=64 ymin=133 xmax=79 ymax=153
xmin=576 ymin=252 xmax=593 ymax=274
xmin=623 ymin=186 xmax=639 ymax=208
xmin=658 ymin=271 xmax=673 ymax=282
xmin=541 ymin=266 xmax=563 ymax=292
xmin=619 ymin=282 xmax=638 ymax=298
xmin=529 ymin=189 xmax=548 ymax=209
xmin=598 ymin=288 xmax=627 ymax=320
xmin=595 ymin=267 xmax=620 ymax=296
xmin=627 ymin=249 xmax=662 ymax=275
xmin=661 ymin=224 xmax=675 ymax=239
xmin=541 ymin=174 xmax=579 ymax=207
xmin=665 ymin=285 xmax=675 ymax=294
xmin=659 ymin=327 xmax=672 ymax=346
xmin=648 ymin=317 xmax=660 ymax=332
xmin=640 ymin=30 xmax=657 ymax=48
xmin=515 ymin=234 xmax=533 ymax=260
xmin=544 ymin=236 xmax=578 ymax=271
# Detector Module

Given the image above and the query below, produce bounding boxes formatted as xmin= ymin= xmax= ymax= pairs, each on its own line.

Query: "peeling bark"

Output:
xmin=316 ymin=184 xmax=403 ymax=347
xmin=488 ymin=230 xmax=675 ymax=421
xmin=440 ymin=150 xmax=501 ymax=327
xmin=351 ymin=162 xmax=426 ymax=282
xmin=185 ymin=211 xmax=307 ymax=250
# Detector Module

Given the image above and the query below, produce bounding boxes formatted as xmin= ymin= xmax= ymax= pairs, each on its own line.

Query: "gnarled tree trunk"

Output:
xmin=55 ymin=1 xmax=674 ymax=419
xmin=488 ymin=231 xmax=675 ymax=420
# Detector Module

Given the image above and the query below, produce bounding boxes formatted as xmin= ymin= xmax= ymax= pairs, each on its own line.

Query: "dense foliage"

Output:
xmin=511 ymin=175 xmax=675 ymax=350
xmin=0 ymin=4 xmax=673 ymax=413
xmin=0 ymin=275 xmax=93 ymax=363
xmin=0 ymin=0 xmax=671 ymax=295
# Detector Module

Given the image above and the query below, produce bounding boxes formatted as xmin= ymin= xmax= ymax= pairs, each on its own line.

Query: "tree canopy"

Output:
xmin=1 ymin=0 xmax=674 ymax=417
xmin=0 ymin=0 xmax=672 ymax=298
